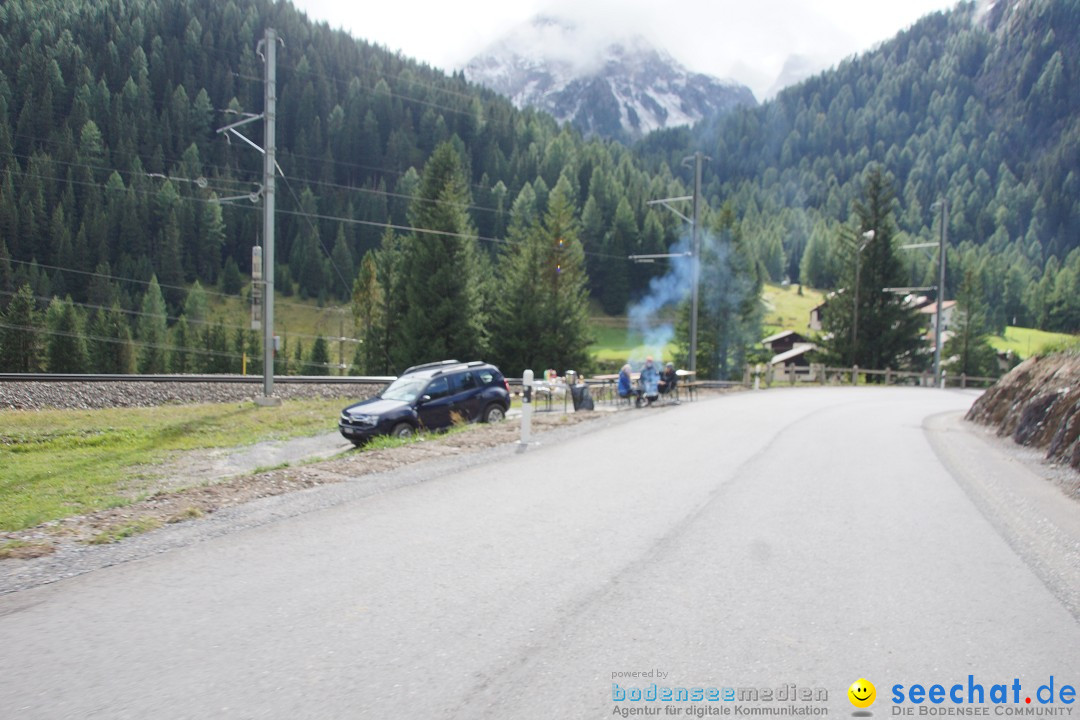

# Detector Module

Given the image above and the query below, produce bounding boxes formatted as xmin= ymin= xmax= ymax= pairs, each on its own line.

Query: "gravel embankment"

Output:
xmin=0 ymin=379 xmax=382 ymax=410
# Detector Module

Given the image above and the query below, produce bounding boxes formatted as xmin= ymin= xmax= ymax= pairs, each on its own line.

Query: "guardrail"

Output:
xmin=755 ymin=364 xmax=998 ymax=388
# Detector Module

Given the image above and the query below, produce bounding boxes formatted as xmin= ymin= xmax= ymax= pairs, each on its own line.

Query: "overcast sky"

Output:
xmin=289 ymin=0 xmax=962 ymax=100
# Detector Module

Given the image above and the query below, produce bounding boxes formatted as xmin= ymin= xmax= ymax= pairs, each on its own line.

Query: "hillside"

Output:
xmin=639 ymin=0 xmax=1080 ymax=334
xmin=0 ymin=0 xmax=687 ymax=313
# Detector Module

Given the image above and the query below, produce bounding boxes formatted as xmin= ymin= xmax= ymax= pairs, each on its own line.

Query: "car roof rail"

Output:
xmin=402 ymin=359 xmax=461 ymax=375
xmin=466 ymin=360 xmax=486 ymax=367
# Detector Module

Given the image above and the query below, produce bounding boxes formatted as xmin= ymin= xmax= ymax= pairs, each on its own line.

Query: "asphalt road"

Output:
xmin=2 ymin=387 xmax=1079 ymax=719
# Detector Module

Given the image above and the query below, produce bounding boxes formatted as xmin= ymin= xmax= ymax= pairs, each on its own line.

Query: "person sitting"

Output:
xmin=638 ymin=356 xmax=660 ymax=406
xmin=617 ymin=363 xmax=639 ymax=404
xmin=658 ymin=362 xmax=678 ymax=401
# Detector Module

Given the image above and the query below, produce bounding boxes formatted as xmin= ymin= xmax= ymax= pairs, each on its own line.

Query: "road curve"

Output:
xmin=1 ymin=387 xmax=1078 ymax=719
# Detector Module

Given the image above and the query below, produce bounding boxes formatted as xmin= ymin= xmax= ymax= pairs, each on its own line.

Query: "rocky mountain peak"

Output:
xmin=464 ymin=15 xmax=756 ymax=142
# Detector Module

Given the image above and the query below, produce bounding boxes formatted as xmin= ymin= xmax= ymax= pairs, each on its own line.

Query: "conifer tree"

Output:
xmin=44 ymin=297 xmax=89 ymax=373
xmin=351 ymin=250 xmax=382 ymax=375
xmin=601 ymin=198 xmax=636 ymax=315
xmin=821 ymin=167 xmax=925 ymax=371
xmin=0 ymin=238 xmax=13 ymax=310
xmin=88 ymin=303 xmax=135 ymax=374
xmin=221 ymin=257 xmax=243 ymax=295
xmin=397 ymin=142 xmax=487 ymax=369
xmin=293 ymin=338 xmax=305 ymax=375
xmin=490 ymin=184 xmax=542 ymax=375
xmin=0 ymin=284 xmax=43 ymax=372
xmin=491 ymin=178 xmax=592 ymax=375
xmin=538 ymin=177 xmax=592 ymax=372
xmin=310 ymin=336 xmax=330 ymax=376
xmin=170 ymin=315 xmax=193 ymax=373
xmin=359 ymin=227 xmax=408 ymax=375
xmin=945 ymin=270 xmax=997 ymax=377
xmin=330 ymin=224 xmax=355 ymax=301
xmin=137 ymin=275 xmax=168 ymax=373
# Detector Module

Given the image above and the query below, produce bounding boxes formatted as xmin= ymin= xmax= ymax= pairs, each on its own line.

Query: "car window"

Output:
xmin=381 ymin=377 xmax=427 ymax=402
xmin=424 ymin=376 xmax=450 ymax=400
xmin=449 ymin=372 xmax=477 ymax=392
xmin=476 ymin=370 xmax=495 ymax=385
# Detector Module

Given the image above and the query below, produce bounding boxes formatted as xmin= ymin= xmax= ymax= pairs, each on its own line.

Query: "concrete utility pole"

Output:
xmin=215 ymin=29 xmax=281 ymax=404
xmin=689 ymin=152 xmax=703 ymax=379
xmin=643 ymin=153 xmax=708 ymax=378
xmin=934 ymin=199 xmax=948 ymax=388
xmin=852 ymin=230 xmax=874 ymax=367
xmin=257 ymin=28 xmax=278 ymax=405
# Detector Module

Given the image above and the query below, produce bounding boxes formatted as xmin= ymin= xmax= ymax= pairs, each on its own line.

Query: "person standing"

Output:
xmin=638 ymin=356 xmax=660 ymax=406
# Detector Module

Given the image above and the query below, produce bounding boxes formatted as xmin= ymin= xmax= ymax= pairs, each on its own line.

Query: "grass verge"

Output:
xmin=0 ymin=539 xmax=56 ymax=559
xmin=988 ymin=326 xmax=1078 ymax=359
xmin=0 ymin=397 xmax=347 ymax=532
xmin=87 ymin=517 xmax=164 ymax=545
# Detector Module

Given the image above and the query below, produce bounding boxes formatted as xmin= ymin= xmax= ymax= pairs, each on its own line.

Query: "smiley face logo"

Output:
xmin=848 ymin=678 xmax=876 ymax=708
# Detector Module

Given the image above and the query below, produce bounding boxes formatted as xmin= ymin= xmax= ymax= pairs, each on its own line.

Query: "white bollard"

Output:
xmin=520 ymin=368 xmax=534 ymax=448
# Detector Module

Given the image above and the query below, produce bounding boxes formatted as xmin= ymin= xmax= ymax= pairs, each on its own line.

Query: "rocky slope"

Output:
xmin=966 ymin=352 xmax=1080 ymax=471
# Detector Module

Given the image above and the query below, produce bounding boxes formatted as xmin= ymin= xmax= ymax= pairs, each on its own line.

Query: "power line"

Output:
xmin=272 ymin=206 xmax=632 ymax=262
xmin=286 ymin=62 xmax=481 ymax=120
xmin=5 ymin=255 xmax=342 ymax=315
xmin=0 ymin=288 xmax=356 ymax=345
xmin=283 ymin=147 xmax=501 ymax=196
xmin=287 ymin=52 xmax=481 ymax=104
xmin=6 ymin=129 xmax=508 ymax=217
xmin=5 ymin=135 xmax=261 ymax=189
xmin=269 ymin=166 xmax=506 ymax=216
xmin=277 ymin=169 xmax=353 ymax=293
xmin=0 ymin=321 xmax=349 ymax=372
xmin=10 ymin=165 xmax=634 ymax=265
xmin=0 ymin=320 xmax=243 ymax=363
xmin=1 ymin=148 xmax=254 ymax=198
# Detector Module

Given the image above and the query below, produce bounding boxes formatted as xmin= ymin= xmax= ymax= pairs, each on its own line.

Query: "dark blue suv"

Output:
xmin=339 ymin=360 xmax=511 ymax=446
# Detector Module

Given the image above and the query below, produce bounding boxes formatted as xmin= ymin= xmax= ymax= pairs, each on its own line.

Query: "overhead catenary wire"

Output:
xmin=4 ymin=255 xmax=350 ymax=315
xmin=0 ymin=288 xmax=357 ymax=346
xmin=1 ymin=148 xmax=257 ymax=198
xmin=6 ymin=165 xmax=630 ymax=264
xmin=286 ymin=61 xmax=482 ymax=120
xmin=0 ymin=321 xmax=349 ymax=372
xmin=277 ymin=168 xmax=358 ymax=293
xmin=4 ymin=136 xmax=263 ymax=190
xmin=8 ymin=128 xmax=509 ymax=224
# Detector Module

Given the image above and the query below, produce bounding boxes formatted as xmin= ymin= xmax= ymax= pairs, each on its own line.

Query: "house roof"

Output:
xmin=761 ymin=330 xmax=805 ymax=345
xmin=811 ymin=288 xmax=846 ymax=312
xmin=918 ymin=300 xmax=958 ymax=314
xmin=770 ymin=344 xmax=817 ymax=365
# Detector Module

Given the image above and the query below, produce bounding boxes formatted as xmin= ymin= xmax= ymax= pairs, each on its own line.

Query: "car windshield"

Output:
xmin=380 ymin=377 xmax=428 ymax=402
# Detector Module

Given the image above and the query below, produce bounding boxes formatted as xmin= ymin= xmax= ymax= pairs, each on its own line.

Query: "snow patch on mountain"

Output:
xmin=465 ymin=16 xmax=756 ymax=141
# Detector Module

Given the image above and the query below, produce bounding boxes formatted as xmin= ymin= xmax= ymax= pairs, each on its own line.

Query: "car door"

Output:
xmin=449 ymin=370 xmax=482 ymax=421
xmin=416 ymin=376 xmax=453 ymax=430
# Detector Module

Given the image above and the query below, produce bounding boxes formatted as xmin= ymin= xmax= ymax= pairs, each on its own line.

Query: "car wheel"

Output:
xmin=482 ymin=403 xmax=506 ymax=423
xmin=391 ymin=422 xmax=414 ymax=439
